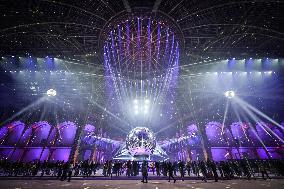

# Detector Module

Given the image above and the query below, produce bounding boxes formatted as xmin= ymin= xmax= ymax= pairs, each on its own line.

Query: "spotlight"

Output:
xmin=224 ymin=90 xmax=235 ymax=99
xmin=134 ymin=105 xmax=139 ymax=110
xmin=144 ymin=99 xmax=150 ymax=104
xmin=46 ymin=89 xmax=57 ymax=97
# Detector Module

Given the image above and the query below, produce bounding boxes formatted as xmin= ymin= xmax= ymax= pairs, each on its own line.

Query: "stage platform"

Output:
xmin=0 ymin=179 xmax=283 ymax=189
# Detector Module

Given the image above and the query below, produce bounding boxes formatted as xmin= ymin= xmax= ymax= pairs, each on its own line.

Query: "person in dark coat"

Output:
xmin=107 ymin=160 xmax=113 ymax=178
xmin=60 ymin=162 xmax=69 ymax=181
xmin=186 ymin=161 xmax=191 ymax=176
xmin=67 ymin=163 xmax=73 ymax=182
xmin=208 ymin=160 xmax=218 ymax=182
xmin=141 ymin=160 xmax=148 ymax=183
xmin=168 ymin=162 xmax=176 ymax=183
xmin=259 ymin=161 xmax=271 ymax=180
xmin=155 ymin=161 xmax=161 ymax=176
xmin=126 ymin=160 xmax=132 ymax=177
xmin=198 ymin=161 xmax=207 ymax=182
xmin=178 ymin=160 xmax=185 ymax=181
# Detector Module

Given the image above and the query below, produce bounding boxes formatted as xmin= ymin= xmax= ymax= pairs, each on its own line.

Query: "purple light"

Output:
xmin=30 ymin=121 xmax=52 ymax=145
xmin=84 ymin=124 xmax=96 ymax=133
xmin=5 ymin=121 xmax=25 ymax=145
xmin=57 ymin=121 xmax=77 ymax=146
xmin=19 ymin=127 xmax=32 ymax=145
xmin=205 ymin=122 xmax=233 ymax=147
xmin=103 ymin=16 xmax=180 ymax=75
xmin=211 ymin=148 xmax=229 ymax=161
xmin=103 ymin=15 xmax=180 ymax=124
xmin=0 ymin=126 xmax=8 ymax=142
xmin=231 ymin=122 xmax=251 ymax=145
xmin=50 ymin=148 xmax=71 ymax=161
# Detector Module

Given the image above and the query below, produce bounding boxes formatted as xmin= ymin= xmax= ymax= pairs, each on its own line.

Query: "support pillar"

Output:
xmin=197 ymin=123 xmax=211 ymax=160
xmin=68 ymin=125 xmax=84 ymax=163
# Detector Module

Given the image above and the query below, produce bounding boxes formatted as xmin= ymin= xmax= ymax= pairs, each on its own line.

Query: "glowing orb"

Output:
xmin=224 ymin=90 xmax=235 ymax=98
xmin=126 ymin=127 xmax=156 ymax=156
xmin=46 ymin=89 xmax=57 ymax=96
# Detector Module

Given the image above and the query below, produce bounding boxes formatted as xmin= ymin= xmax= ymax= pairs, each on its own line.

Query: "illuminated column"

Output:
xmin=39 ymin=124 xmax=54 ymax=161
xmin=8 ymin=125 xmax=27 ymax=160
xmin=0 ymin=126 xmax=8 ymax=145
xmin=47 ymin=126 xmax=60 ymax=161
xmin=20 ymin=127 xmax=36 ymax=161
xmin=68 ymin=125 xmax=83 ymax=163
xmin=91 ymin=146 xmax=97 ymax=162
xmin=186 ymin=147 xmax=192 ymax=161
xmin=221 ymin=131 xmax=233 ymax=159
xmin=229 ymin=128 xmax=241 ymax=159
xmin=73 ymin=145 xmax=80 ymax=163
xmin=197 ymin=123 xmax=211 ymax=160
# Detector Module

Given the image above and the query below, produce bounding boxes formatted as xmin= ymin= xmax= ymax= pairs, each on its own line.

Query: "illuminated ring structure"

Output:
xmin=100 ymin=9 xmax=183 ymax=78
xmin=126 ymin=127 xmax=156 ymax=156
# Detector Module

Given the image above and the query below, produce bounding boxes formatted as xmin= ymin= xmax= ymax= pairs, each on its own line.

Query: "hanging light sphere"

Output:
xmin=224 ymin=90 xmax=235 ymax=98
xmin=100 ymin=9 xmax=184 ymax=77
xmin=46 ymin=89 xmax=57 ymax=97
xmin=126 ymin=127 xmax=156 ymax=156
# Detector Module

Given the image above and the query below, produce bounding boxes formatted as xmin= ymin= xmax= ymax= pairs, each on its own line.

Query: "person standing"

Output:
xmin=186 ymin=161 xmax=191 ymax=177
xmin=173 ymin=161 xmax=178 ymax=176
xmin=155 ymin=161 xmax=161 ymax=176
xmin=60 ymin=162 xmax=69 ymax=181
xmin=103 ymin=161 xmax=108 ymax=176
xmin=178 ymin=160 xmax=185 ymax=181
xmin=126 ymin=160 xmax=131 ymax=177
xmin=199 ymin=161 xmax=207 ymax=182
xmin=141 ymin=160 xmax=148 ymax=183
xmin=208 ymin=160 xmax=218 ymax=182
xmin=67 ymin=163 xmax=73 ymax=182
xmin=133 ymin=161 xmax=138 ymax=176
xmin=168 ymin=162 xmax=176 ymax=183
xmin=259 ymin=162 xmax=271 ymax=180
xmin=107 ymin=160 xmax=113 ymax=178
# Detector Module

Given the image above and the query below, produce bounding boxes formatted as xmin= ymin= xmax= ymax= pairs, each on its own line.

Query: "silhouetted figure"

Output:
xmin=173 ymin=161 xmax=178 ymax=176
xmin=168 ymin=162 xmax=176 ymax=183
xmin=103 ymin=161 xmax=108 ymax=176
xmin=240 ymin=160 xmax=251 ymax=180
xmin=155 ymin=161 xmax=160 ymax=176
xmin=186 ymin=161 xmax=191 ymax=176
xmin=198 ymin=161 xmax=207 ymax=182
xmin=133 ymin=161 xmax=138 ymax=176
xmin=60 ymin=162 xmax=69 ymax=181
xmin=208 ymin=160 xmax=218 ymax=182
xmin=126 ymin=160 xmax=132 ymax=177
xmin=67 ymin=163 xmax=73 ymax=182
xmin=141 ymin=161 xmax=148 ymax=183
xmin=259 ymin=162 xmax=271 ymax=180
xmin=217 ymin=162 xmax=224 ymax=178
xmin=192 ymin=161 xmax=200 ymax=178
xmin=178 ymin=160 xmax=185 ymax=181
xmin=107 ymin=160 xmax=113 ymax=178
xmin=162 ymin=161 xmax=168 ymax=176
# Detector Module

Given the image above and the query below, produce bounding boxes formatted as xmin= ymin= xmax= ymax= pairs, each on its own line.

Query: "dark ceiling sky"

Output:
xmin=0 ymin=0 xmax=283 ymax=62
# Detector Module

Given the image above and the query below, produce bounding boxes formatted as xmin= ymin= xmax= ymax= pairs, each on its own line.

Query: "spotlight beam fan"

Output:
xmin=235 ymin=97 xmax=284 ymax=144
xmin=235 ymin=97 xmax=284 ymax=131
xmin=221 ymin=99 xmax=229 ymax=134
xmin=102 ymin=13 xmax=181 ymax=125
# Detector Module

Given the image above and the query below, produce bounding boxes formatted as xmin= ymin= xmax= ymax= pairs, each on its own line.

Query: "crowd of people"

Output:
xmin=0 ymin=158 xmax=283 ymax=182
